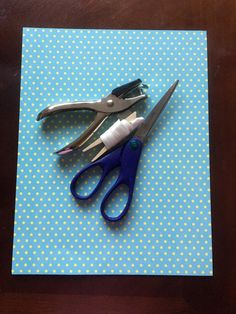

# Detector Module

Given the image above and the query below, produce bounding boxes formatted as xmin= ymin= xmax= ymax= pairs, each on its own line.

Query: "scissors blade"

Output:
xmin=134 ymin=80 xmax=179 ymax=142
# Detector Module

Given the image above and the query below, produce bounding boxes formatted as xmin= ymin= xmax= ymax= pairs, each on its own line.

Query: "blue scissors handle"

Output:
xmin=70 ymin=137 xmax=143 ymax=222
xmin=101 ymin=137 xmax=143 ymax=222
xmin=70 ymin=145 xmax=122 ymax=200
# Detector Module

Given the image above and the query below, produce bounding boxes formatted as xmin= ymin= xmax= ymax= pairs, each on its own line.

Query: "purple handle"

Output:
xmin=101 ymin=137 xmax=143 ymax=222
xmin=70 ymin=145 xmax=122 ymax=200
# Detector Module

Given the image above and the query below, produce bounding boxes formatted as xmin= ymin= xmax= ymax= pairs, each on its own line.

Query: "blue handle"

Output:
xmin=70 ymin=145 xmax=122 ymax=200
xmin=101 ymin=137 xmax=143 ymax=222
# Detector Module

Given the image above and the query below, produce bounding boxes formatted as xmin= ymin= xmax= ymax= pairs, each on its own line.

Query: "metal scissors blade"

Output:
xmin=134 ymin=80 xmax=179 ymax=143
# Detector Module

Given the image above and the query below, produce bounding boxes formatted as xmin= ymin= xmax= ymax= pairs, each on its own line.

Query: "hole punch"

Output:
xmin=37 ymin=79 xmax=148 ymax=155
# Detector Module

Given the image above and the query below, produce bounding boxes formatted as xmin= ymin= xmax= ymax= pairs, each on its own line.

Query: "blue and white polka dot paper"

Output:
xmin=12 ymin=28 xmax=212 ymax=275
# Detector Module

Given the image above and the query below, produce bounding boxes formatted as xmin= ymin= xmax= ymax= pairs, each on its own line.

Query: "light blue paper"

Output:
xmin=12 ymin=28 xmax=212 ymax=275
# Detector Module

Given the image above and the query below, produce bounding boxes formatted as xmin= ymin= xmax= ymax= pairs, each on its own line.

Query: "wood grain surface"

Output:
xmin=0 ymin=0 xmax=236 ymax=313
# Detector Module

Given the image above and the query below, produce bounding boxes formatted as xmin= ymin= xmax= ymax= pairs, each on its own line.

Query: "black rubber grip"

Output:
xmin=112 ymin=79 xmax=142 ymax=97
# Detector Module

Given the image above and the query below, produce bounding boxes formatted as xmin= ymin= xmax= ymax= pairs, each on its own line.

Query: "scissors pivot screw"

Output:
xmin=130 ymin=139 xmax=139 ymax=150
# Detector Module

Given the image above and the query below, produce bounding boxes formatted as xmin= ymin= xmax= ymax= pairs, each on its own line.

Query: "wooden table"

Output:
xmin=1 ymin=0 xmax=236 ymax=313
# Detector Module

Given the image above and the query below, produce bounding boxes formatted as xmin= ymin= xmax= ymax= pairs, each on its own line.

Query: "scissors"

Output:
xmin=70 ymin=81 xmax=179 ymax=222
xmin=36 ymin=79 xmax=147 ymax=155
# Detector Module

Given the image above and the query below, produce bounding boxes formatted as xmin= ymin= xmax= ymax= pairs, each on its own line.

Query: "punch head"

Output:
xmin=111 ymin=79 xmax=148 ymax=99
xmin=112 ymin=79 xmax=142 ymax=98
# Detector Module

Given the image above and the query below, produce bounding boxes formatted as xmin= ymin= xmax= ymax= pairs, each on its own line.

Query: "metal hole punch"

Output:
xmin=36 ymin=79 xmax=148 ymax=155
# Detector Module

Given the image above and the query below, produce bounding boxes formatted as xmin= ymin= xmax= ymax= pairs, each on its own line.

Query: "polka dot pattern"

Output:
xmin=12 ymin=28 xmax=212 ymax=275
